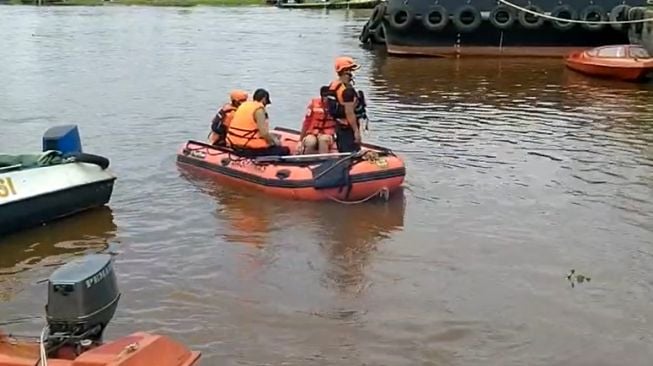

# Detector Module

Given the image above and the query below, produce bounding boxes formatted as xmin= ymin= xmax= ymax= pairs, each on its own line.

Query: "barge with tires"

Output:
xmin=359 ymin=0 xmax=647 ymax=57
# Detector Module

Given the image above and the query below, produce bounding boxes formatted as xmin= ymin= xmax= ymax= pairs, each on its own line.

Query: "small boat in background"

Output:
xmin=564 ymin=44 xmax=653 ymax=82
xmin=0 ymin=125 xmax=116 ymax=237
xmin=176 ymin=127 xmax=406 ymax=203
xmin=0 ymin=254 xmax=201 ymax=365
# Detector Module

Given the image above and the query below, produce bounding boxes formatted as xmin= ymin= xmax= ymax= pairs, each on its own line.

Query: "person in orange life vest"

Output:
xmin=226 ymin=88 xmax=291 ymax=157
xmin=209 ymin=89 xmax=248 ymax=146
xmin=327 ymin=56 xmax=364 ymax=153
xmin=297 ymin=86 xmax=337 ymax=154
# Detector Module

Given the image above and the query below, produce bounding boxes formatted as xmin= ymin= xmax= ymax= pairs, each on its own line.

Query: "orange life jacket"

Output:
xmin=219 ymin=103 xmax=237 ymax=127
xmin=328 ymin=80 xmax=352 ymax=104
xmin=226 ymin=101 xmax=269 ymax=149
xmin=304 ymin=97 xmax=336 ymax=135
xmin=208 ymin=103 xmax=239 ymax=145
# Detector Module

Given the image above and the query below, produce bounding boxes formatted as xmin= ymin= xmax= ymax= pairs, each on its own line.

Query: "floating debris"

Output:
xmin=566 ymin=269 xmax=591 ymax=288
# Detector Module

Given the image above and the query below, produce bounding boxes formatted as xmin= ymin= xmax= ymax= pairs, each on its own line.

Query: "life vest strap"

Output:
xmin=227 ymin=126 xmax=258 ymax=138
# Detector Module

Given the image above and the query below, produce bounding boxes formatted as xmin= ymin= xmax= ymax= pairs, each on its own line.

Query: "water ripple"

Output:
xmin=0 ymin=7 xmax=652 ymax=366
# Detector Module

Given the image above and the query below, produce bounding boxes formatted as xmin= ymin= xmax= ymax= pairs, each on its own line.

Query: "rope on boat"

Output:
xmin=498 ymin=0 xmax=653 ymax=24
xmin=326 ymin=187 xmax=390 ymax=204
xmin=39 ymin=325 xmax=49 ymax=366
xmin=183 ymin=142 xmax=250 ymax=163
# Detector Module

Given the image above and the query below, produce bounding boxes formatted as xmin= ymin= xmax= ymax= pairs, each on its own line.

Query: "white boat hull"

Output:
xmin=0 ymin=162 xmax=116 ymax=237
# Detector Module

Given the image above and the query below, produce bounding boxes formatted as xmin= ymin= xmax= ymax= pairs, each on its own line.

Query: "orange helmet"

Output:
xmin=229 ymin=89 xmax=248 ymax=102
xmin=334 ymin=56 xmax=360 ymax=73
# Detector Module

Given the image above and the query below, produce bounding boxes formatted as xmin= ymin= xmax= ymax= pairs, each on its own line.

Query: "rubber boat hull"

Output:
xmin=0 ymin=163 xmax=116 ymax=237
xmin=176 ymin=127 xmax=406 ymax=202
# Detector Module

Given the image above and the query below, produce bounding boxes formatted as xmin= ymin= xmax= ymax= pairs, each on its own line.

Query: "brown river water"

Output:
xmin=1 ymin=5 xmax=653 ymax=366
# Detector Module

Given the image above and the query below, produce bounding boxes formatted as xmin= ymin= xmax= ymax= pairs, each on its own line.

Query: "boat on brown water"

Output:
xmin=565 ymin=44 xmax=653 ymax=81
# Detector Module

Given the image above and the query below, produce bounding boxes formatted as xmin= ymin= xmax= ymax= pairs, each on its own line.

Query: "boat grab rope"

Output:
xmin=326 ymin=187 xmax=390 ymax=204
xmin=184 ymin=143 xmax=223 ymax=156
xmin=38 ymin=324 xmax=49 ymax=366
xmin=310 ymin=150 xmax=392 ymax=204
xmin=183 ymin=143 xmax=252 ymax=163
xmin=498 ymin=0 xmax=653 ymax=24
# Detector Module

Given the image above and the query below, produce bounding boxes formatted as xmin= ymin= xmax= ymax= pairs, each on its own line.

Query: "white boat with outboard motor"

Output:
xmin=0 ymin=125 xmax=116 ymax=237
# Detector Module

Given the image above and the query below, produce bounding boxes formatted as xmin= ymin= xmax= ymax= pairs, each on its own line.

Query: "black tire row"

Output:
xmin=360 ymin=2 xmax=633 ymax=41
xmin=359 ymin=3 xmax=387 ymax=44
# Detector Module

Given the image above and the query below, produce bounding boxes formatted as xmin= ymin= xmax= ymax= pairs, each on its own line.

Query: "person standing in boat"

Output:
xmin=226 ymin=88 xmax=291 ymax=157
xmin=297 ymin=86 xmax=337 ymax=154
xmin=209 ymin=90 xmax=248 ymax=146
xmin=326 ymin=56 xmax=367 ymax=153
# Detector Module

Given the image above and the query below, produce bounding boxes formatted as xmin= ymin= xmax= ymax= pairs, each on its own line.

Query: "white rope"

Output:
xmin=498 ymin=0 xmax=653 ymax=24
xmin=326 ymin=187 xmax=389 ymax=204
xmin=39 ymin=325 xmax=49 ymax=366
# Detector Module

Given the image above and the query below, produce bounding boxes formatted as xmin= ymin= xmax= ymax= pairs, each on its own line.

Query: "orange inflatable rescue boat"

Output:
xmin=0 ymin=254 xmax=200 ymax=366
xmin=565 ymin=44 xmax=653 ymax=82
xmin=176 ymin=127 xmax=406 ymax=202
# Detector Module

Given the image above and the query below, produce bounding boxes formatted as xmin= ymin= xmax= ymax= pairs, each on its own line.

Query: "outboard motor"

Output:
xmin=42 ymin=125 xmax=83 ymax=157
xmin=44 ymin=254 xmax=121 ymax=356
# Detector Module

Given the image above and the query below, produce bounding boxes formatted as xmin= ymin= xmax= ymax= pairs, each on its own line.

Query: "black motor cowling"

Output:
xmin=45 ymin=254 xmax=121 ymax=348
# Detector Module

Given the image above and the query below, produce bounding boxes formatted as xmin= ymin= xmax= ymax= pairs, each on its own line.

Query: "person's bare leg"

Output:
xmin=317 ymin=134 xmax=332 ymax=154
xmin=302 ymin=135 xmax=318 ymax=154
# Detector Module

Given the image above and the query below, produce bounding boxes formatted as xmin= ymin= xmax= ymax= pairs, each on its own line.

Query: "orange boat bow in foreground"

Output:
xmin=0 ymin=332 xmax=200 ymax=366
xmin=176 ymin=127 xmax=406 ymax=202
xmin=0 ymin=254 xmax=201 ymax=366
xmin=565 ymin=44 xmax=653 ymax=82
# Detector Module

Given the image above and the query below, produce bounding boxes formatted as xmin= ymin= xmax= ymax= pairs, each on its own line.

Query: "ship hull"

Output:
xmin=360 ymin=0 xmax=648 ymax=58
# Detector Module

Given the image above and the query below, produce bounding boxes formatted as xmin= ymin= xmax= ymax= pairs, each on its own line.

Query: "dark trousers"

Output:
xmin=235 ymin=145 xmax=291 ymax=157
xmin=335 ymin=127 xmax=361 ymax=153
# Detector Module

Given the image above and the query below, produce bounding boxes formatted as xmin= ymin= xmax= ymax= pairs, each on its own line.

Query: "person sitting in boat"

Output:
xmin=297 ymin=86 xmax=337 ymax=154
xmin=226 ymin=88 xmax=291 ymax=157
xmin=208 ymin=89 xmax=249 ymax=146
xmin=325 ymin=56 xmax=368 ymax=153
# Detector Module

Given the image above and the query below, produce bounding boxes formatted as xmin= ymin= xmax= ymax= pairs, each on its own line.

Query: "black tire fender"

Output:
xmin=580 ymin=5 xmax=607 ymax=31
xmin=451 ymin=4 xmax=482 ymax=33
xmin=628 ymin=7 xmax=645 ymax=35
xmin=422 ymin=5 xmax=449 ymax=32
xmin=359 ymin=22 xmax=372 ymax=43
xmin=387 ymin=6 xmax=415 ymax=31
xmin=550 ymin=4 xmax=577 ymax=31
xmin=628 ymin=7 xmax=645 ymax=21
xmin=369 ymin=3 xmax=387 ymax=29
xmin=371 ymin=24 xmax=387 ymax=43
xmin=610 ymin=4 xmax=631 ymax=31
xmin=518 ymin=4 xmax=545 ymax=29
xmin=489 ymin=5 xmax=516 ymax=30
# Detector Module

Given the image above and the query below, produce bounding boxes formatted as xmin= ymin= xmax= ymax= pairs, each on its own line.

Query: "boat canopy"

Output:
xmin=586 ymin=45 xmax=652 ymax=59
